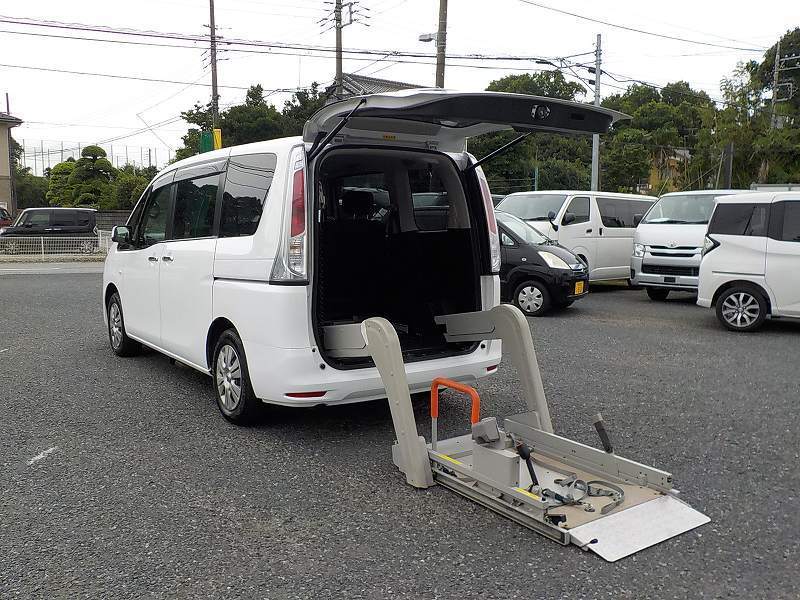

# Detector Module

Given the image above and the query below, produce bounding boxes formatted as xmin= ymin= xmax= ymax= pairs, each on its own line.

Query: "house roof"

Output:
xmin=326 ymin=73 xmax=422 ymax=99
xmin=0 ymin=112 xmax=22 ymax=126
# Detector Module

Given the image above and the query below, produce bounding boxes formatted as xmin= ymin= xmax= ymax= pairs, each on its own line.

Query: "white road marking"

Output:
xmin=27 ymin=446 xmax=58 ymax=465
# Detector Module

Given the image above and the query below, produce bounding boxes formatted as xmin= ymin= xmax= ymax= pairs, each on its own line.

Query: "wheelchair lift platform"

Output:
xmin=335 ymin=305 xmax=709 ymax=562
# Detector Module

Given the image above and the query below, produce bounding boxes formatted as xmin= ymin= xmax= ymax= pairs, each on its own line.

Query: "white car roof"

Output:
xmin=660 ymin=189 xmax=748 ymax=197
xmin=715 ymin=191 xmax=800 ymax=204
xmin=163 ymin=136 xmax=303 ymax=175
xmin=505 ymin=190 xmax=657 ymax=200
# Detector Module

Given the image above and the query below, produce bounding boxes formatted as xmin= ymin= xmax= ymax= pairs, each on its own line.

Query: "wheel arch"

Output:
xmin=711 ymin=280 xmax=772 ymax=314
xmin=104 ymin=282 xmax=119 ymax=308
xmin=206 ymin=317 xmax=239 ymax=370
xmin=508 ymin=267 xmax=550 ymax=294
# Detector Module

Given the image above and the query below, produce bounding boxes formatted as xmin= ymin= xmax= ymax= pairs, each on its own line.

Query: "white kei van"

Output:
xmin=631 ymin=189 xmax=748 ymax=300
xmin=698 ymin=191 xmax=800 ymax=332
xmin=102 ymin=90 xmax=624 ymax=423
xmin=496 ymin=191 xmax=656 ymax=281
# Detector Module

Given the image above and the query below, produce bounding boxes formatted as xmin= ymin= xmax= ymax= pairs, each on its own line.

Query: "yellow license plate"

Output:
xmin=574 ymin=281 xmax=585 ymax=295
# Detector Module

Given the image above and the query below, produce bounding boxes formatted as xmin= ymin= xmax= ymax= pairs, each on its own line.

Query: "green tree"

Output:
xmin=111 ymin=165 xmax=151 ymax=210
xmin=9 ymin=138 xmax=49 ymax=209
xmin=45 ymin=160 xmax=76 ymax=206
xmin=601 ymin=129 xmax=651 ymax=192
xmin=63 ymin=145 xmax=117 ymax=208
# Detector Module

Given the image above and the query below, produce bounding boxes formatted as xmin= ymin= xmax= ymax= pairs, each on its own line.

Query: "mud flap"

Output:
xmin=568 ymin=495 xmax=710 ymax=562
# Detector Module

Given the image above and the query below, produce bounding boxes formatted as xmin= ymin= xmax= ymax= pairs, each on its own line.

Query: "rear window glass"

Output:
xmin=781 ymin=201 xmax=800 ymax=242
xmin=220 ymin=153 xmax=277 ymax=237
xmin=496 ymin=193 xmax=567 ymax=222
xmin=708 ymin=203 xmax=767 ymax=236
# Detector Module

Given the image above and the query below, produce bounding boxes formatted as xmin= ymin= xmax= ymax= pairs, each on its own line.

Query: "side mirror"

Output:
xmin=633 ymin=213 xmax=643 ymax=226
xmin=547 ymin=210 xmax=559 ymax=231
xmin=112 ymin=225 xmax=131 ymax=245
xmin=562 ymin=212 xmax=576 ymax=226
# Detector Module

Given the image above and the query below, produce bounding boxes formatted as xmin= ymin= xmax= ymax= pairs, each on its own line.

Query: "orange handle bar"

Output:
xmin=430 ymin=377 xmax=481 ymax=425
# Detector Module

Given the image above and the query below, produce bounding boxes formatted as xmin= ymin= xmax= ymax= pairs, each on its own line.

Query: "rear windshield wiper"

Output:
xmin=307 ymin=97 xmax=367 ymax=162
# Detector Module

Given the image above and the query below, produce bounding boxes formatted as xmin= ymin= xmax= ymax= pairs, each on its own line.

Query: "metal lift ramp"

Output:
xmin=357 ymin=305 xmax=709 ymax=562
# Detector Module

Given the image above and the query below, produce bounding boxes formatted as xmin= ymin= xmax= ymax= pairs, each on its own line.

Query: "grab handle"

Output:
xmin=430 ymin=377 xmax=481 ymax=451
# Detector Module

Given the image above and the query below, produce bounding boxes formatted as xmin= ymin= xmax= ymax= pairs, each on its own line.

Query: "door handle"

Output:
xmin=586 ymin=228 xmax=593 ymax=234
xmin=148 ymin=256 xmax=159 ymax=262
xmin=599 ymin=227 xmax=604 ymax=236
xmin=162 ymin=256 xmax=174 ymax=263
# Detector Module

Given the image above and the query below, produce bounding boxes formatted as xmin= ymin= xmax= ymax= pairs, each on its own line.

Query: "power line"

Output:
xmin=515 ymin=0 xmax=766 ymax=52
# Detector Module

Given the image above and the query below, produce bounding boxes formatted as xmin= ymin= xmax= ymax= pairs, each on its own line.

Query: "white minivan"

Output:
xmin=698 ymin=191 xmax=800 ymax=332
xmin=496 ymin=191 xmax=656 ymax=281
xmin=102 ymin=90 xmax=624 ymax=422
xmin=631 ymin=189 xmax=748 ymax=300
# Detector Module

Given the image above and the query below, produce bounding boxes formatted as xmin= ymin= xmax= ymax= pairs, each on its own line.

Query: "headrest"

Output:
xmin=341 ymin=190 xmax=374 ymax=217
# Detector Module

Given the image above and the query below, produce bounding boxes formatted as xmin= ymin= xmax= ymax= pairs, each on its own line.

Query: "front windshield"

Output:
xmin=496 ymin=193 xmax=567 ymax=221
xmin=496 ymin=212 xmax=548 ymax=245
xmin=642 ymin=194 xmax=724 ymax=224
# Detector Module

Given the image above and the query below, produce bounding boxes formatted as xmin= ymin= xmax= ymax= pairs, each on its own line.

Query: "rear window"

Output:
xmin=220 ymin=153 xmax=276 ymax=237
xmin=496 ymin=193 xmax=567 ymax=221
xmin=76 ymin=211 xmax=93 ymax=226
xmin=708 ymin=203 xmax=768 ymax=236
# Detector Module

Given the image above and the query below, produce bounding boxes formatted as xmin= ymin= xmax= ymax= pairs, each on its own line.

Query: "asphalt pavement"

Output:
xmin=1 ymin=273 xmax=798 ymax=599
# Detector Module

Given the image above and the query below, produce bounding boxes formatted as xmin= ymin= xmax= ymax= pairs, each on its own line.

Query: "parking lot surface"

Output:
xmin=2 ymin=273 xmax=798 ymax=599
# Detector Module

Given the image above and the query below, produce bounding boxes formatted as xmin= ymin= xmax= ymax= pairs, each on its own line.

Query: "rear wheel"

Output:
xmin=646 ymin=287 xmax=670 ymax=301
xmin=213 ymin=329 xmax=261 ymax=424
xmin=107 ymin=293 xmax=140 ymax=357
xmin=513 ymin=281 xmax=551 ymax=317
xmin=716 ymin=287 xmax=767 ymax=332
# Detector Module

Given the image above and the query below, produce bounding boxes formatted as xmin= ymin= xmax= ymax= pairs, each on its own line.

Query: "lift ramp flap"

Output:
xmin=360 ymin=306 xmax=710 ymax=561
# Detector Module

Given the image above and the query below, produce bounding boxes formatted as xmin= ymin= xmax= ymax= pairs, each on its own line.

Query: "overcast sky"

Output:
xmin=0 ymin=0 xmax=794 ymax=175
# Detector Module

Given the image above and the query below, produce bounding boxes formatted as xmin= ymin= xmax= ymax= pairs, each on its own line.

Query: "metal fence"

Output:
xmin=0 ymin=231 xmax=112 ymax=259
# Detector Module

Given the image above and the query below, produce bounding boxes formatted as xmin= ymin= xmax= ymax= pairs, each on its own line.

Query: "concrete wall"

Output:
xmin=96 ymin=210 xmax=132 ymax=231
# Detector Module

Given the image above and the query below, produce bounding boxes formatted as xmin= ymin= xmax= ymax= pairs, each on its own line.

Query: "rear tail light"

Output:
xmin=271 ymin=146 xmax=308 ymax=282
xmin=474 ymin=165 xmax=501 ymax=273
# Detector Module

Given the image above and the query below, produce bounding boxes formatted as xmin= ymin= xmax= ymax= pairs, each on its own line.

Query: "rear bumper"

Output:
xmin=631 ymin=255 xmax=700 ymax=290
xmin=245 ymin=339 xmax=502 ymax=407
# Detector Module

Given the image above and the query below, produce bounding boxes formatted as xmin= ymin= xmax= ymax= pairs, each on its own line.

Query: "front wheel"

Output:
xmin=513 ymin=281 xmax=551 ymax=317
xmin=646 ymin=287 xmax=670 ymax=301
xmin=107 ymin=293 xmax=140 ymax=357
xmin=716 ymin=287 xmax=767 ymax=332
xmin=213 ymin=329 xmax=261 ymax=424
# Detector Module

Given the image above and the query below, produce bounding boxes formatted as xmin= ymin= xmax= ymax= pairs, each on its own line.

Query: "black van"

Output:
xmin=497 ymin=211 xmax=589 ymax=316
xmin=0 ymin=208 xmax=98 ymax=254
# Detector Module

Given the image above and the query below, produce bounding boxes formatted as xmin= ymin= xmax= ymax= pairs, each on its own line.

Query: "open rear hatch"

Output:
xmin=304 ymin=90 xmax=627 ymax=152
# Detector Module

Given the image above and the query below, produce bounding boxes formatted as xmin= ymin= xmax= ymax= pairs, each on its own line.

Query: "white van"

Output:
xmin=631 ymin=189 xmax=748 ymax=300
xmin=698 ymin=191 xmax=800 ymax=332
xmin=102 ymin=90 xmax=624 ymax=422
xmin=495 ymin=191 xmax=655 ymax=281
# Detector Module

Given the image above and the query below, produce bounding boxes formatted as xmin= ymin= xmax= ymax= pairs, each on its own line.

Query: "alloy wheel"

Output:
xmin=518 ymin=285 xmax=544 ymax=313
xmin=216 ymin=344 xmax=242 ymax=412
xmin=109 ymin=302 xmax=123 ymax=349
xmin=721 ymin=292 xmax=760 ymax=328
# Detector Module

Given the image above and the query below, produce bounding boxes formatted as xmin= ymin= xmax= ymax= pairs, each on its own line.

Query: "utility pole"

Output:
xmin=335 ymin=0 xmax=343 ymax=97
xmin=435 ymin=0 xmax=448 ymax=88
xmin=590 ymin=34 xmax=601 ymax=191
xmin=759 ymin=39 xmax=783 ymax=182
xmin=722 ymin=142 xmax=734 ymax=189
xmin=6 ymin=93 xmax=16 ymax=216
xmin=209 ymin=0 xmax=220 ymax=128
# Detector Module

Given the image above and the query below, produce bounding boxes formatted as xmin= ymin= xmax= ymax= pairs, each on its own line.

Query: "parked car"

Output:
xmin=491 ymin=193 xmax=506 ymax=206
xmin=0 ymin=207 xmax=98 ymax=254
xmin=631 ymin=189 xmax=749 ymax=300
xmin=496 ymin=212 xmax=588 ymax=316
xmin=102 ymin=90 xmax=624 ymax=423
xmin=0 ymin=206 xmax=12 ymax=227
xmin=698 ymin=191 xmax=800 ymax=332
xmin=496 ymin=190 xmax=655 ymax=282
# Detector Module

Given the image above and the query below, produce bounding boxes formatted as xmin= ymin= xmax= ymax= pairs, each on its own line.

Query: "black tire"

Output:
xmin=715 ymin=286 xmax=768 ymax=332
xmin=513 ymin=280 xmax=552 ymax=317
xmin=106 ymin=292 xmax=141 ymax=357
xmin=646 ymin=287 xmax=670 ymax=301
xmin=212 ymin=329 xmax=261 ymax=424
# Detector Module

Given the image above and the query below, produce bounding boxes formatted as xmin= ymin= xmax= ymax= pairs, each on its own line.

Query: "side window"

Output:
xmin=26 ymin=211 xmax=51 ymax=226
xmin=708 ymin=203 xmax=764 ymax=236
xmin=780 ymin=202 xmax=800 ymax=242
xmin=172 ymin=174 xmax=219 ymax=240
xmin=563 ymin=196 xmax=590 ymax=224
xmin=500 ymin=230 xmax=515 ymax=246
xmin=137 ymin=185 xmax=171 ymax=247
xmin=596 ymin=198 xmax=626 ymax=228
xmin=75 ymin=211 xmax=92 ymax=227
xmin=51 ymin=211 xmax=76 ymax=227
xmin=220 ymin=153 xmax=276 ymax=237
